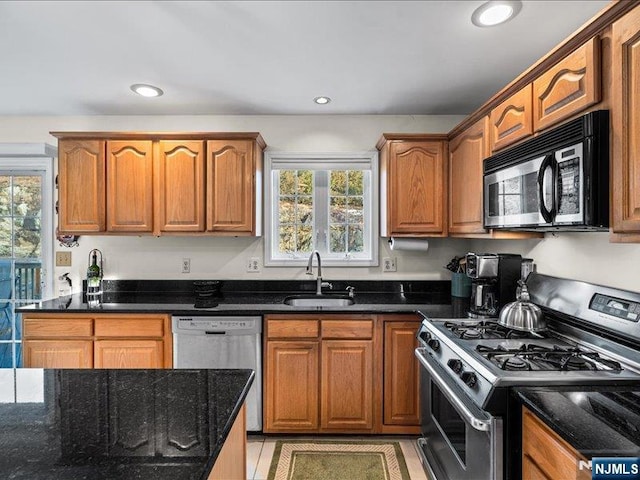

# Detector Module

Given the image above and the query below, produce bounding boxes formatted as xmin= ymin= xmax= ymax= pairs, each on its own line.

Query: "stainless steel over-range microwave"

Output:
xmin=483 ymin=110 xmax=609 ymax=231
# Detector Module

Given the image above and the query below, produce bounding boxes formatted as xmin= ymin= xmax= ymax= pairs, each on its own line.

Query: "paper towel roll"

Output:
xmin=388 ymin=237 xmax=430 ymax=252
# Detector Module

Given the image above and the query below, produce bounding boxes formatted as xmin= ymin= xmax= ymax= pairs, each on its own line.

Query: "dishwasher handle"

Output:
xmin=205 ymin=331 xmax=226 ymax=335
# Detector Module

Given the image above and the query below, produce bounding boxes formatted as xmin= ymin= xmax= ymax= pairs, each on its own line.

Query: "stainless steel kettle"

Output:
xmin=498 ymin=281 xmax=546 ymax=332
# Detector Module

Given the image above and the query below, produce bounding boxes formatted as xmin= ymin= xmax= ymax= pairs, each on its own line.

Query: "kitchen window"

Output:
xmin=264 ymin=152 xmax=379 ymax=266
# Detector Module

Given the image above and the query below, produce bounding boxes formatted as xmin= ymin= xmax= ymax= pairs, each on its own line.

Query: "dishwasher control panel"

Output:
xmin=172 ymin=316 xmax=262 ymax=334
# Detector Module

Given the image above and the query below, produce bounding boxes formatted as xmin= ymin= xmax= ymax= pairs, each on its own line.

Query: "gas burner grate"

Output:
xmin=444 ymin=321 xmax=543 ymax=340
xmin=476 ymin=344 xmax=623 ymax=371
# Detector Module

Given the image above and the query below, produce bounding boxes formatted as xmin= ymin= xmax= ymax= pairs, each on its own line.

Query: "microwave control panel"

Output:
xmin=590 ymin=294 xmax=640 ymax=322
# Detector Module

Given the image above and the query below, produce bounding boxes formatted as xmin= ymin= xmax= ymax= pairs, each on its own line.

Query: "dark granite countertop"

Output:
xmin=515 ymin=386 xmax=640 ymax=459
xmin=0 ymin=368 xmax=254 ymax=479
xmin=17 ymin=279 xmax=459 ymax=317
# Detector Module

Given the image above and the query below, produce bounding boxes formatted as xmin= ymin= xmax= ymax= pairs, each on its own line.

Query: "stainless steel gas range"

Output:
xmin=415 ymin=273 xmax=640 ymax=480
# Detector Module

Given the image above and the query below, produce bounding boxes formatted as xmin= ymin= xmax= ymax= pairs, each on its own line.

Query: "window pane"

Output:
xmin=15 ymin=262 xmax=42 ymax=300
xmin=330 ymin=225 xmax=346 ymax=253
xmin=297 ymin=225 xmax=313 ymax=253
xmin=347 ymin=170 xmax=364 ymax=195
xmin=330 ymin=170 xmax=347 ymax=195
xmin=0 ymin=343 xmax=12 ymax=368
xmin=279 ymin=196 xmax=296 ymax=223
xmin=279 ymin=171 xmax=296 ymax=195
xmin=0 ymin=218 xmax=10 ymax=257
xmin=297 ymin=196 xmax=313 ymax=224
xmin=297 ymin=171 xmax=313 ymax=195
xmin=0 ymin=304 xmax=11 ymax=340
xmin=348 ymin=225 xmax=364 ymax=252
xmin=13 ymin=176 xmax=42 ymax=217
xmin=15 ymin=342 xmax=21 ymax=368
xmin=348 ymin=197 xmax=364 ymax=223
xmin=14 ymin=217 xmax=41 ymax=259
xmin=330 ymin=197 xmax=346 ymax=223
xmin=279 ymin=225 xmax=295 ymax=253
xmin=0 ymin=177 xmax=9 ymax=216
xmin=15 ymin=312 xmax=21 ymax=341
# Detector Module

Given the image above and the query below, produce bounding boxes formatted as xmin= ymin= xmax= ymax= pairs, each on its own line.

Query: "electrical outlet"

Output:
xmin=55 ymin=251 xmax=72 ymax=267
xmin=182 ymin=258 xmax=191 ymax=274
xmin=247 ymin=257 xmax=261 ymax=273
xmin=382 ymin=257 xmax=397 ymax=272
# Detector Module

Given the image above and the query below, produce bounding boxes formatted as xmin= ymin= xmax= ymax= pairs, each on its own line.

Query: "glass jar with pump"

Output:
xmin=86 ymin=249 xmax=103 ymax=307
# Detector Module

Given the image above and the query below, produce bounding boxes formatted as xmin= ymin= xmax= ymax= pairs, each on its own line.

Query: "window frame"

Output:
xmin=264 ymin=151 xmax=379 ymax=267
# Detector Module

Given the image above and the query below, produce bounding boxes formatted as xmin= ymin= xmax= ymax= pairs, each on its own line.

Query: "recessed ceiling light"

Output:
xmin=314 ymin=96 xmax=331 ymax=105
xmin=130 ymin=84 xmax=164 ymax=97
xmin=471 ymin=1 xmax=521 ymax=27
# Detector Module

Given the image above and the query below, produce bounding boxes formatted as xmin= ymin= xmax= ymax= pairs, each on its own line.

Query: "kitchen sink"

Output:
xmin=283 ymin=295 xmax=355 ymax=307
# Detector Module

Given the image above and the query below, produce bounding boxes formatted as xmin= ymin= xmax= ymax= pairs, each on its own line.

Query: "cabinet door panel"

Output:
xmin=23 ymin=340 xmax=93 ymax=368
xmin=490 ymin=84 xmax=533 ymax=151
xmin=533 ymin=37 xmax=600 ymax=132
xmin=94 ymin=340 xmax=163 ymax=368
xmin=264 ymin=341 xmax=319 ymax=431
xmin=157 ymin=140 xmax=205 ymax=232
xmin=155 ymin=370 xmax=210 ymax=456
xmin=108 ymin=370 xmax=155 ymax=456
xmin=207 ymin=140 xmax=254 ymax=234
xmin=388 ymin=141 xmax=445 ymax=235
xmin=449 ymin=117 xmax=490 ymax=234
xmin=107 ymin=140 xmax=154 ymax=232
xmin=383 ymin=322 xmax=420 ymax=425
xmin=58 ymin=139 xmax=106 ymax=232
xmin=321 ymin=340 xmax=373 ymax=431
xmin=612 ymin=7 xmax=640 ymax=234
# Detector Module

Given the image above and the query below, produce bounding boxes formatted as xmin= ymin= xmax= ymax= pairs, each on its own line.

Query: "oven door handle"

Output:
xmin=415 ymin=348 xmax=491 ymax=432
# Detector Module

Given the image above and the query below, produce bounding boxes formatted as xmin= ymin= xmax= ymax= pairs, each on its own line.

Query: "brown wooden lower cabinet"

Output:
xmin=321 ymin=340 xmax=373 ymax=430
xmin=209 ymin=404 xmax=247 ymax=480
xmin=265 ymin=340 xmax=319 ymax=431
xmin=264 ymin=313 xmax=419 ymax=434
xmin=522 ymin=406 xmax=590 ymax=480
xmin=22 ymin=313 xmax=172 ymax=368
xmin=23 ymin=339 xmax=93 ymax=368
xmin=383 ymin=319 xmax=421 ymax=431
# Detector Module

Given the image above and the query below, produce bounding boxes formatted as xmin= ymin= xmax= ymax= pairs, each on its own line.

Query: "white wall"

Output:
xmin=0 ymin=114 xmax=638 ymax=294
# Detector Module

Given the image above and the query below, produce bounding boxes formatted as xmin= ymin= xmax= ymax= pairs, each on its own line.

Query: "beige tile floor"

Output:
xmin=246 ymin=436 xmax=429 ymax=480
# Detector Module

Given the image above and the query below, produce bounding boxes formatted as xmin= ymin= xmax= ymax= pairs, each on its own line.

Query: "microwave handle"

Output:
xmin=537 ymin=154 xmax=555 ymax=223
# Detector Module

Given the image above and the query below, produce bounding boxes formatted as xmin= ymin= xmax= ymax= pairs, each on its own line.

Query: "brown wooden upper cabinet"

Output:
xmin=57 ymin=139 xmax=106 ymax=233
xmin=157 ymin=140 xmax=206 ymax=233
xmin=52 ymin=133 xmax=265 ymax=236
xmin=448 ymin=117 xmax=490 ymax=235
xmin=207 ymin=139 xmax=261 ymax=235
xmin=377 ymin=134 xmax=447 ymax=237
xmin=612 ymin=5 xmax=640 ymax=235
xmin=490 ymin=84 xmax=533 ymax=152
xmin=533 ymin=37 xmax=600 ymax=132
xmin=107 ymin=140 xmax=154 ymax=232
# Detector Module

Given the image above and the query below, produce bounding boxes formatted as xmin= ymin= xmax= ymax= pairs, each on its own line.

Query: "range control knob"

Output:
xmin=447 ymin=359 xmax=463 ymax=374
xmin=418 ymin=330 xmax=431 ymax=343
xmin=427 ymin=338 xmax=440 ymax=352
xmin=460 ymin=371 xmax=478 ymax=388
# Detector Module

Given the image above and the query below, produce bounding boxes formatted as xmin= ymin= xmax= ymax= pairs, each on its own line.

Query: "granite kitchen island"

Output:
xmin=0 ymin=368 xmax=254 ymax=480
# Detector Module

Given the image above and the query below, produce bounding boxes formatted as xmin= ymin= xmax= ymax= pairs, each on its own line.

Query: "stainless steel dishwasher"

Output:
xmin=172 ymin=316 xmax=262 ymax=431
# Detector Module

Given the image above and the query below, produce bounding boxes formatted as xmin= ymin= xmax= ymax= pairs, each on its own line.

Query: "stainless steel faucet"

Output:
xmin=306 ymin=250 xmax=332 ymax=295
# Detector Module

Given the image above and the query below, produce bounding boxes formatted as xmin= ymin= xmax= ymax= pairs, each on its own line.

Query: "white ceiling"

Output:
xmin=0 ymin=1 xmax=609 ymax=116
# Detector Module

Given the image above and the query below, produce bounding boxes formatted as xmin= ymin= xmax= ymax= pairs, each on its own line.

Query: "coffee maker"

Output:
xmin=465 ymin=253 xmax=522 ymax=318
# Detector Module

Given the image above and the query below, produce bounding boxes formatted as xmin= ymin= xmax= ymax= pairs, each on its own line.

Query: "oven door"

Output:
xmin=484 ymin=155 xmax=549 ymax=228
xmin=415 ymin=347 xmax=503 ymax=480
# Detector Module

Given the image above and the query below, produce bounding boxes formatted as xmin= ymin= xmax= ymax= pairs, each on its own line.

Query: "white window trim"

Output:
xmin=0 ymin=143 xmax=56 ymax=301
xmin=264 ymin=151 xmax=379 ymax=267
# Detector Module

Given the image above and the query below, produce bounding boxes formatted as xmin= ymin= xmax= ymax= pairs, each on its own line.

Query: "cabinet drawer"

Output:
xmin=321 ymin=320 xmax=373 ymax=339
xmin=24 ymin=319 xmax=93 ymax=338
xmin=95 ymin=318 xmax=165 ymax=337
xmin=267 ymin=320 xmax=319 ymax=339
